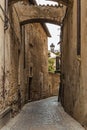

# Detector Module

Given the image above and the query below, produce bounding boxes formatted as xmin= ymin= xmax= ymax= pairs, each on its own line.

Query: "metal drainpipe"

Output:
xmin=3 ymin=0 xmax=8 ymax=99
xmin=3 ymin=0 xmax=6 ymax=99
xmin=4 ymin=0 xmax=8 ymax=30
xmin=3 ymin=30 xmax=5 ymax=99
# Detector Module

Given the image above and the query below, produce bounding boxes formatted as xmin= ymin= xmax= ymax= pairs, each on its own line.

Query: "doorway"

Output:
xmin=28 ymin=77 xmax=32 ymax=101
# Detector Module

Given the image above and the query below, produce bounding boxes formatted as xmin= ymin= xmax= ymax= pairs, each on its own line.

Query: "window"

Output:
xmin=21 ymin=26 xmax=26 ymax=68
xmin=29 ymin=25 xmax=34 ymax=47
xmin=30 ymin=67 xmax=32 ymax=76
xmin=77 ymin=0 xmax=81 ymax=55
xmin=29 ymin=66 xmax=33 ymax=77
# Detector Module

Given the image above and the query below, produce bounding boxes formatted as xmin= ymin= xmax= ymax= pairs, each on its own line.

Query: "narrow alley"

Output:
xmin=1 ymin=97 xmax=85 ymax=130
xmin=1 ymin=0 xmax=87 ymax=129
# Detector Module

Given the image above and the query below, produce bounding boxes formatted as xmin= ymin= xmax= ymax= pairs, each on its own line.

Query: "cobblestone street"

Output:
xmin=1 ymin=96 xmax=85 ymax=130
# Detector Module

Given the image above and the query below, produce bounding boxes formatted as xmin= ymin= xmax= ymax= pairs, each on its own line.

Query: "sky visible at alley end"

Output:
xmin=36 ymin=0 xmax=61 ymax=51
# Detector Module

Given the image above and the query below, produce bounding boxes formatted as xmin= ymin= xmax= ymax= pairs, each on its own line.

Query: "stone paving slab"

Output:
xmin=1 ymin=96 xmax=85 ymax=130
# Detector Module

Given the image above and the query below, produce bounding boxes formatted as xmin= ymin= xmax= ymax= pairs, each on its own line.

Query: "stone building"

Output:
xmin=0 ymin=0 xmax=53 ymax=112
xmin=0 ymin=1 xmax=60 ymax=122
xmin=47 ymin=0 xmax=87 ymax=128
xmin=50 ymin=43 xmax=55 ymax=53
xmin=25 ymin=23 xmax=51 ymax=101
xmin=60 ymin=0 xmax=87 ymax=127
xmin=0 ymin=1 xmax=60 ymax=127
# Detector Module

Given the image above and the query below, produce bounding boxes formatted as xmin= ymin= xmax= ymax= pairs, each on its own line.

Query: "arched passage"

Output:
xmin=13 ymin=2 xmax=66 ymax=25
xmin=9 ymin=0 xmax=72 ymax=6
xmin=45 ymin=0 xmax=73 ymax=6
xmin=20 ymin=18 xmax=62 ymax=26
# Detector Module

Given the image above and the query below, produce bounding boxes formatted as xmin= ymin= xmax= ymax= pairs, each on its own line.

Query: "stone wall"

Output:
xmin=14 ymin=1 xmax=66 ymax=25
xmin=25 ymin=23 xmax=49 ymax=101
xmin=0 ymin=1 xmax=50 ymax=114
xmin=5 ymin=5 xmax=22 ymax=113
xmin=48 ymin=72 xmax=60 ymax=96
xmin=0 ymin=0 xmax=5 ymax=112
xmin=79 ymin=0 xmax=87 ymax=127
xmin=0 ymin=1 xmax=22 ymax=127
xmin=61 ymin=0 xmax=81 ymax=120
xmin=0 ymin=0 xmax=61 ymax=115
xmin=61 ymin=0 xmax=87 ymax=126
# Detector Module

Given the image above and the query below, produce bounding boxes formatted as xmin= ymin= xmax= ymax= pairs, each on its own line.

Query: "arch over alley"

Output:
xmin=9 ymin=0 xmax=73 ymax=6
xmin=13 ymin=2 xmax=66 ymax=26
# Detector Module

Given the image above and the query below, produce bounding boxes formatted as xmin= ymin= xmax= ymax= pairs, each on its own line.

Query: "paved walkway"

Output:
xmin=1 ymin=96 xmax=85 ymax=130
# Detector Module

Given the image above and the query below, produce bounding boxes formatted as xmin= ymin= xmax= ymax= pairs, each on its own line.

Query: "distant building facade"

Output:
xmin=50 ymin=43 xmax=55 ymax=53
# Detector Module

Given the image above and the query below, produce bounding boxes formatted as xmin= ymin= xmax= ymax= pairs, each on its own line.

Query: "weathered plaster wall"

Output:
xmin=5 ymin=5 xmax=22 ymax=113
xmin=0 ymin=1 xmax=22 ymax=120
xmin=0 ymin=0 xmax=5 ymax=112
xmin=0 ymin=3 xmax=27 ymax=114
xmin=25 ymin=23 xmax=49 ymax=101
xmin=78 ymin=0 xmax=87 ymax=127
xmin=1 ymin=1 xmax=58 ymax=114
xmin=61 ymin=0 xmax=87 ymax=126
xmin=48 ymin=72 xmax=60 ymax=96
xmin=3 ymin=2 xmax=51 ymax=111
xmin=14 ymin=1 xmax=66 ymax=25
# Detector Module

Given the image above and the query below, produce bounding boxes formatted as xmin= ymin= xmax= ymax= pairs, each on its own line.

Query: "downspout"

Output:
xmin=0 ymin=1 xmax=5 ymax=99
xmin=2 ymin=0 xmax=9 ymax=99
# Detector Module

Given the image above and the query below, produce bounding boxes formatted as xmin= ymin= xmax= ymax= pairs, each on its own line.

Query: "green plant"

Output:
xmin=48 ymin=58 xmax=55 ymax=73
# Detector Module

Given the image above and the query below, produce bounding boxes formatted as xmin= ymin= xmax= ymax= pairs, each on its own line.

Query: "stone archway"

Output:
xmin=12 ymin=2 xmax=66 ymax=26
xmin=46 ymin=0 xmax=73 ymax=6
xmin=9 ymin=0 xmax=73 ymax=6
